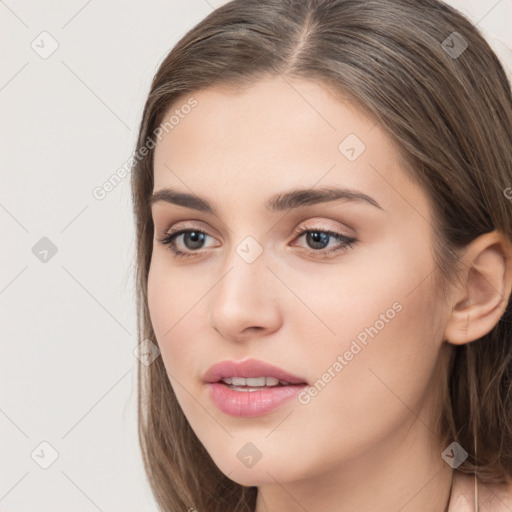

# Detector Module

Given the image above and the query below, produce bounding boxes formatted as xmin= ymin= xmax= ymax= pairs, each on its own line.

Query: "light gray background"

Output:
xmin=1 ymin=1 xmax=511 ymax=510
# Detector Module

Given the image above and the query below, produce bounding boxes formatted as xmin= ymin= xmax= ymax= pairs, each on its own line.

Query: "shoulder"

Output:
xmin=448 ymin=471 xmax=512 ymax=512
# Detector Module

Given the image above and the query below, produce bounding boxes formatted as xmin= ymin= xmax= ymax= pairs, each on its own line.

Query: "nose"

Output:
xmin=208 ymin=254 xmax=282 ymax=343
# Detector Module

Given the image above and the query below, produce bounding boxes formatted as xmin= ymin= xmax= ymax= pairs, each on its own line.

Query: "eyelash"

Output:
xmin=157 ymin=224 xmax=358 ymax=260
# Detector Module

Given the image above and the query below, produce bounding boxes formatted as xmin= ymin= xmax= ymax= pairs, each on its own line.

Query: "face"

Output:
xmin=148 ymin=77 xmax=450 ymax=488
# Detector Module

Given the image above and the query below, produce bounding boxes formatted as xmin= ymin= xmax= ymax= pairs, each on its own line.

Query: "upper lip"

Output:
xmin=203 ymin=358 xmax=308 ymax=385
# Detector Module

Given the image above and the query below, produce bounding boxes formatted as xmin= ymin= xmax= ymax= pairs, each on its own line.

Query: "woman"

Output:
xmin=131 ymin=0 xmax=512 ymax=510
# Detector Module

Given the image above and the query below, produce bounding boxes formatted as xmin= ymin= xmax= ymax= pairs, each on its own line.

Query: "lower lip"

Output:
xmin=206 ymin=382 xmax=307 ymax=417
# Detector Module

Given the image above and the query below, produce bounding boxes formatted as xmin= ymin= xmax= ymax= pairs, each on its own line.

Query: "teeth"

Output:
xmin=220 ymin=376 xmax=286 ymax=387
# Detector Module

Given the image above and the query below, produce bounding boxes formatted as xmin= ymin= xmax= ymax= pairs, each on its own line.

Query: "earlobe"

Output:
xmin=443 ymin=231 xmax=512 ymax=346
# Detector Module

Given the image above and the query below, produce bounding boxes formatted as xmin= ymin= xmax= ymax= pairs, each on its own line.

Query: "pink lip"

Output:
xmin=203 ymin=358 xmax=308 ymax=418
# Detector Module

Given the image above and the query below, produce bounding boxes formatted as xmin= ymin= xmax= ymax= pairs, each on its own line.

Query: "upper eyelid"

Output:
xmin=158 ymin=215 xmax=355 ymax=234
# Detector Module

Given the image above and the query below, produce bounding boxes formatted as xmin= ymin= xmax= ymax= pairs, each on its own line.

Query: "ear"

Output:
xmin=443 ymin=230 xmax=512 ymax=345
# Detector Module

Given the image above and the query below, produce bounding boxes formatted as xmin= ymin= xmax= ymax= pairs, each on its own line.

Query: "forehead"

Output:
xmin=152 ymin=77 xmax=427 ymax=219
xmin=154 ymin=77 xmax=381 ymax=170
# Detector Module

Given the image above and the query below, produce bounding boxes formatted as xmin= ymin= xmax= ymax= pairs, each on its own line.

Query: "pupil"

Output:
xmin=184 ymin=231 xmax=205 ymax=250
xmin=307 ymin=231 xmax=329 ymax=250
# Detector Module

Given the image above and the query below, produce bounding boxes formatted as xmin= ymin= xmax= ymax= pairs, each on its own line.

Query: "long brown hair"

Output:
xmin=130 ymin=0 xmax=512 ymax=510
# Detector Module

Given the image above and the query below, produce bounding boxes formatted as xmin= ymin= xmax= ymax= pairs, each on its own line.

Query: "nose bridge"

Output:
xmin=208 ymin=233 xmax=280 ymax=339
xmin=217 ymin=234 xmax=270 ymax=305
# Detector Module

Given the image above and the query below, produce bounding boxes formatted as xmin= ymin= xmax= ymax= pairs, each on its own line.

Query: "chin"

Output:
xmin=210 ymin=449 xmax=307 ymax=487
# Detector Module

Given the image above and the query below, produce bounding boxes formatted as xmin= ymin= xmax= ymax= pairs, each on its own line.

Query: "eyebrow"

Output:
xmin=149 ymin=186 xmax=383 ymax=214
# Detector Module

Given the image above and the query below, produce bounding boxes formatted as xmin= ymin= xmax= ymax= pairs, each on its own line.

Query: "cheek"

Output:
xmin=147 ymin=254 xmax=209 ymax=377
xmin=288 ymin=231 xmax=438 ymax=352
xmin=297 ymin=231 xmax=439 ymax=378
xmin=294 ymin=241 xmax=443 ymax=442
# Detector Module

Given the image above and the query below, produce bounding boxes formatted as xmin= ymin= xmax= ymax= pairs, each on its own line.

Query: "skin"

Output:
xmin=147 ymin=76 xmax=512 ymax=512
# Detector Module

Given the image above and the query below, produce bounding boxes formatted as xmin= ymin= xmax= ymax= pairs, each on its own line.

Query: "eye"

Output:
xmin=157 ymin=226 xmax=216 ymax=259
xmin=290 ymin=225 xmax=357 ymax=259
xmin=157 ymin=224 xmax=358 ymax=259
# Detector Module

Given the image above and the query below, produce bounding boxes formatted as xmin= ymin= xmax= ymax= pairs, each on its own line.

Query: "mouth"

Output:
xmin=203 ymin=358 xmax=308 ymax=417
xmin=217 ymin=376 xmax=306 ymax=391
